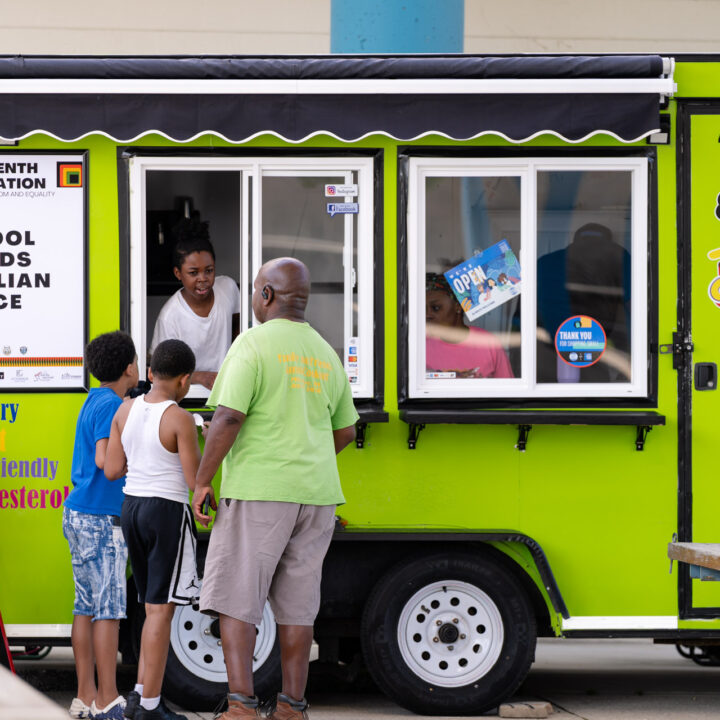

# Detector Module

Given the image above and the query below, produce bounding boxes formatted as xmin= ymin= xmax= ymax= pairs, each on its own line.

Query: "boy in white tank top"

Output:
xmin=105 ymin=339 xmax=202 ymax=720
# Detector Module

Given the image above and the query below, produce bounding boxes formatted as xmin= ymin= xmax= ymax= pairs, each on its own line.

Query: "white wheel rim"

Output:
xmin=170 ymin=593 xmax=277 ymax=683
xmin=397 ymin=580 xmax=504 ymax=688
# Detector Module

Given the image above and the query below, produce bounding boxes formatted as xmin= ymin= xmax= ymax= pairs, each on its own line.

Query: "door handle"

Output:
xmin=694 ymin=362 xmax=717 ymax=391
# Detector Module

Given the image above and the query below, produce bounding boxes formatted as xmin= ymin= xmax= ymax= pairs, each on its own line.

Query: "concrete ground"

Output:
xmin=9 ymin=638 xmax=720 ymax=719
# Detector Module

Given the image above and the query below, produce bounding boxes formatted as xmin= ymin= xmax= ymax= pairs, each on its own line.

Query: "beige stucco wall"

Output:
xmin=0 ymin=0 xmax=717 ymax=55
xmin=465 ymin=0 xmax=720 ymax=53
xmin=0 ymin=0 xmax=331 ymax=55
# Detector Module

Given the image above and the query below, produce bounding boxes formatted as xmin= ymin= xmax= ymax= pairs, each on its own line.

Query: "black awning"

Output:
xmin=0 ymin=55 xmax=673 ymax=144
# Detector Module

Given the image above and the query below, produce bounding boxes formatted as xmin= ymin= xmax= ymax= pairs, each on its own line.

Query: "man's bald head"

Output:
xmin=254 ymin=257 xmax=311 ymax=322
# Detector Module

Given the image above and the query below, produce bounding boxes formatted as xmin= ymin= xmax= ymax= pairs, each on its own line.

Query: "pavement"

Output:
xmin=0 ymin=664 xmax=66 ymax=720
xmin=7 ymin=638 xmax=720 ymax=719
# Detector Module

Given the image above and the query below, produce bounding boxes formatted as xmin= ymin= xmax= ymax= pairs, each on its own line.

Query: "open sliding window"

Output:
xmin=407 ymin=156 xmax=649 ymax=400
xmin=127 ymin=155 xmax=375 ymax=402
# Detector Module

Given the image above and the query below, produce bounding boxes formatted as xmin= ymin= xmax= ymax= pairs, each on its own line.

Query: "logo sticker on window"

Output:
xmin=555 ymin=316 xmax=606 ymax=368
xmin=327 ymin=202 xmax=358 ymax=217
xmin=346 ymin=337 xmax=359 ymax=383
xmin=325 ymin=184 xmax=358 ymax=197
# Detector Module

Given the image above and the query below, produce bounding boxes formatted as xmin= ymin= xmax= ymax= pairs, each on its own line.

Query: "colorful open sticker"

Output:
xmin=443 ymin=240 xmax=521 ymax=322
xmin=554 ymin=315 xmax=606 ymax=368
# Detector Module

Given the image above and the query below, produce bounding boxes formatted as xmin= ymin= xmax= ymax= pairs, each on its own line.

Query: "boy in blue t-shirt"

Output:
xmin=63 ymin=331 xmax=139 ymax=720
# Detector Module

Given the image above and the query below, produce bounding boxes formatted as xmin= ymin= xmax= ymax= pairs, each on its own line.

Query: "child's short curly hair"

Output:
xmin=150 ymin=339 xmax=196 ymax=379
xmin=85 ymin=331 xmax=136 ymax=383
xmin=171 ymin=217 xmax=215 ymax=270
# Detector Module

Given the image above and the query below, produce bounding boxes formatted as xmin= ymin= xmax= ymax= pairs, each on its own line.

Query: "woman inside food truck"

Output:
xmin=425 ymin=272 xmax=513 ymax=379
xmin=150 ymin=217 xmax=240 ymax=390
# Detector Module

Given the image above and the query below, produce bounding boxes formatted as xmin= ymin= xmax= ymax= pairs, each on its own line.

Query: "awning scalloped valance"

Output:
xmin=0 ymin=55 xmax=674 ymax=144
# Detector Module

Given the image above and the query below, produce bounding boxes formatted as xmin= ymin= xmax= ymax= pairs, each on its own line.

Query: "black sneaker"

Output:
xmin=124 ymin=691 xmax=140 ymax=720
xmin=134 ymin=699 xmax=188 ymax=720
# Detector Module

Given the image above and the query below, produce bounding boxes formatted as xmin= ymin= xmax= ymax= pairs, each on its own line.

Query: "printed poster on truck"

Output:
xmin=443 ymin=240 xmax=521 ymax=321
xmin=0 ymin=154 xmax=86 ymax=390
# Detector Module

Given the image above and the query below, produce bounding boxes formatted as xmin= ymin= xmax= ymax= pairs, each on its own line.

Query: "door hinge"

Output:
xmin=659 ymin=332 xmax=694 ymax=369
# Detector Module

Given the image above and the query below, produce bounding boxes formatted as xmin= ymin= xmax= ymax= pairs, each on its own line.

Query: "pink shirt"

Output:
xmin=426 ymin=326 xmax=514 ymax=379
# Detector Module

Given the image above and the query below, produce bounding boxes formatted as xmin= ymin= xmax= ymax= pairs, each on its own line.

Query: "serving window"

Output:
xmin=407 ymin=156 xmax=649 ymax=400
xmin=127 ymin=155 xmax=375 ymax=401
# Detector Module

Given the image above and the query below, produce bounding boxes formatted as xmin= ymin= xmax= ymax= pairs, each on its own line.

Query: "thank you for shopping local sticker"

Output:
xmin=555 ymin=316 xmax=606 ymax=368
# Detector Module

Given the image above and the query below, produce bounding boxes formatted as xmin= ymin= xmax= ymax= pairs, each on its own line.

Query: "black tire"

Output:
xmin=129 ymin=595 xmax=282 ymax=711
xmin=361 ymin=551 xmax=536 ymax=716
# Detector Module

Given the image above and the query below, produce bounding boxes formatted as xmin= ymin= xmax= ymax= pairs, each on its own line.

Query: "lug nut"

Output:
xmin=448 ymin=645 xmax=454 ymax=651
xmin=460 ymin=634 xmax=466 ymax=639
xmin=204 ymin=628 xmax=211 ymax=635
xmin=433 ymin=637 xmax=439 ymax=643
xmin=452 ymin=618 xmax=459 ymax=624
xmin=436 ymin=620 xmax=442 ymax=626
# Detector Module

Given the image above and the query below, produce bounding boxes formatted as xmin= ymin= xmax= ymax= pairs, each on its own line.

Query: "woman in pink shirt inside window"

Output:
xmin=425 ymin=273 xmax=513 ymax=379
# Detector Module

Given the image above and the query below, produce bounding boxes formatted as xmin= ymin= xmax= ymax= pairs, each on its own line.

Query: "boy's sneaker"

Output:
xmin=90 ymin=696 xmax=126 ymax=720
xmin=214 ymin=692 xmax=260 ymax=718
xmin=134 ymin=699 xmax=188 ymax=720
xmin=124 ymin=691 xmax=141 ymax=719
xmin=265 ymin=693 xmax=309 ymax=720
xmin=69 ymin=697 xmax=92 ymax=719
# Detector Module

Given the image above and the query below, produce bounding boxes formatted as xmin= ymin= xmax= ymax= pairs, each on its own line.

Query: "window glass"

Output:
xmin=407 ymin=157 xmax=647 ymax=400
xmin=262 ymin=174 xmax=353 ymax=359
xmin=144 ymin=169 xmax=241 ymax=368
xmin=131 ymin=156 xmax=374 ymax=401
xmin=536 ymin=171 xmax=632 ymax=384
xmin=424 ymin=176 xmax=520 ymax=381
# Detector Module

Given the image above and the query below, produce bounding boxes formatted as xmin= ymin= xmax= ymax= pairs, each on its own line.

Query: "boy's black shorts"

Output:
xmin=121 ymin=495 xmax=199 ymax=605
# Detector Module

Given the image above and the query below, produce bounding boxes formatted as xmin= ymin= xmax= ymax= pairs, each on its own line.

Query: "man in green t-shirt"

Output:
xmin=192 ymin=257 xmax=358 ymax=720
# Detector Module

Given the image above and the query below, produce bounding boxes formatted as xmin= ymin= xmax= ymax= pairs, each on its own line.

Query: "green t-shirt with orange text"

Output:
xmin=207 ymin=318 xmax=359 ymax=505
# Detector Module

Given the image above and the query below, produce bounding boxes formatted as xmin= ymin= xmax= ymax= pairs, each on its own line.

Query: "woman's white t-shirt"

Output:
xmin=150 ymin=275 xmax=241 ymax=372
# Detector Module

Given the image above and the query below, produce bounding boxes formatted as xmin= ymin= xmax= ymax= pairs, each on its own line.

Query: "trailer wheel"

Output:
xmin=676 ymin=643 xmax=720 ymax=666
xmin=131 ymin=596 xmax=281 ymax=710
xmin=361 ymin=552 xmax=536 ymax=716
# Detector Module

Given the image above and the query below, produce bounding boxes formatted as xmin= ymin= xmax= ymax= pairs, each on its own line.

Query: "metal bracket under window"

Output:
xmin=659 ymin=332 xmax=693 ymax=370
xmin=355 ymin=422 xmax=367 ymax=449
xmin=407 ymin=423 xmax=425 ymax=449
xmin=635 ymin=425 xmax=653 ymax=451
xmin=354 ymin=409 xmax=390 ymax=449
xmin=515 ymin=425 xmax=532 ymax=452
xmin=403 ymin=418 xmax=659 ymax=451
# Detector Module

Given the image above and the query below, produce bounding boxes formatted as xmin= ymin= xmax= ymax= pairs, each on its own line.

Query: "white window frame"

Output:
xmin=128 ymin=155 xmax=375 ymax=398
xmin=407 ymin=156 xmax=648 ymax=400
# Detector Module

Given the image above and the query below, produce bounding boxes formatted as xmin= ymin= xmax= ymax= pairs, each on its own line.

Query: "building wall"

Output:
xmin=0 ymin=0 xmax=331 ymax=55
xmin=0 ymin=0 xmax=717 ymax=55
xmin=464 ymin=0 xmax=720 ymax=53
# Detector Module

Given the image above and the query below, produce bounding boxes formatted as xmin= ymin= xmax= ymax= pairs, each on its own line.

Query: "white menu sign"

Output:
xmin=0 ymin=154 xmax=86 ymax=389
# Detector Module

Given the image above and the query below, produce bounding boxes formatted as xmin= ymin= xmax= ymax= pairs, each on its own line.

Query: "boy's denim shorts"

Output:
xmin=62 ymin=507 xmax=128 ymax=620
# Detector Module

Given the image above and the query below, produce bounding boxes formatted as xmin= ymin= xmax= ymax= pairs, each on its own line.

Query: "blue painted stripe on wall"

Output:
xmin=331 ymin=0 xmax=464 ymax=53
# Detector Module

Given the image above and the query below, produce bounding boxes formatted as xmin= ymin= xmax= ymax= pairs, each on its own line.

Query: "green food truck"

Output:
xmin=1 ymin=52 xmax=719 ymax=715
